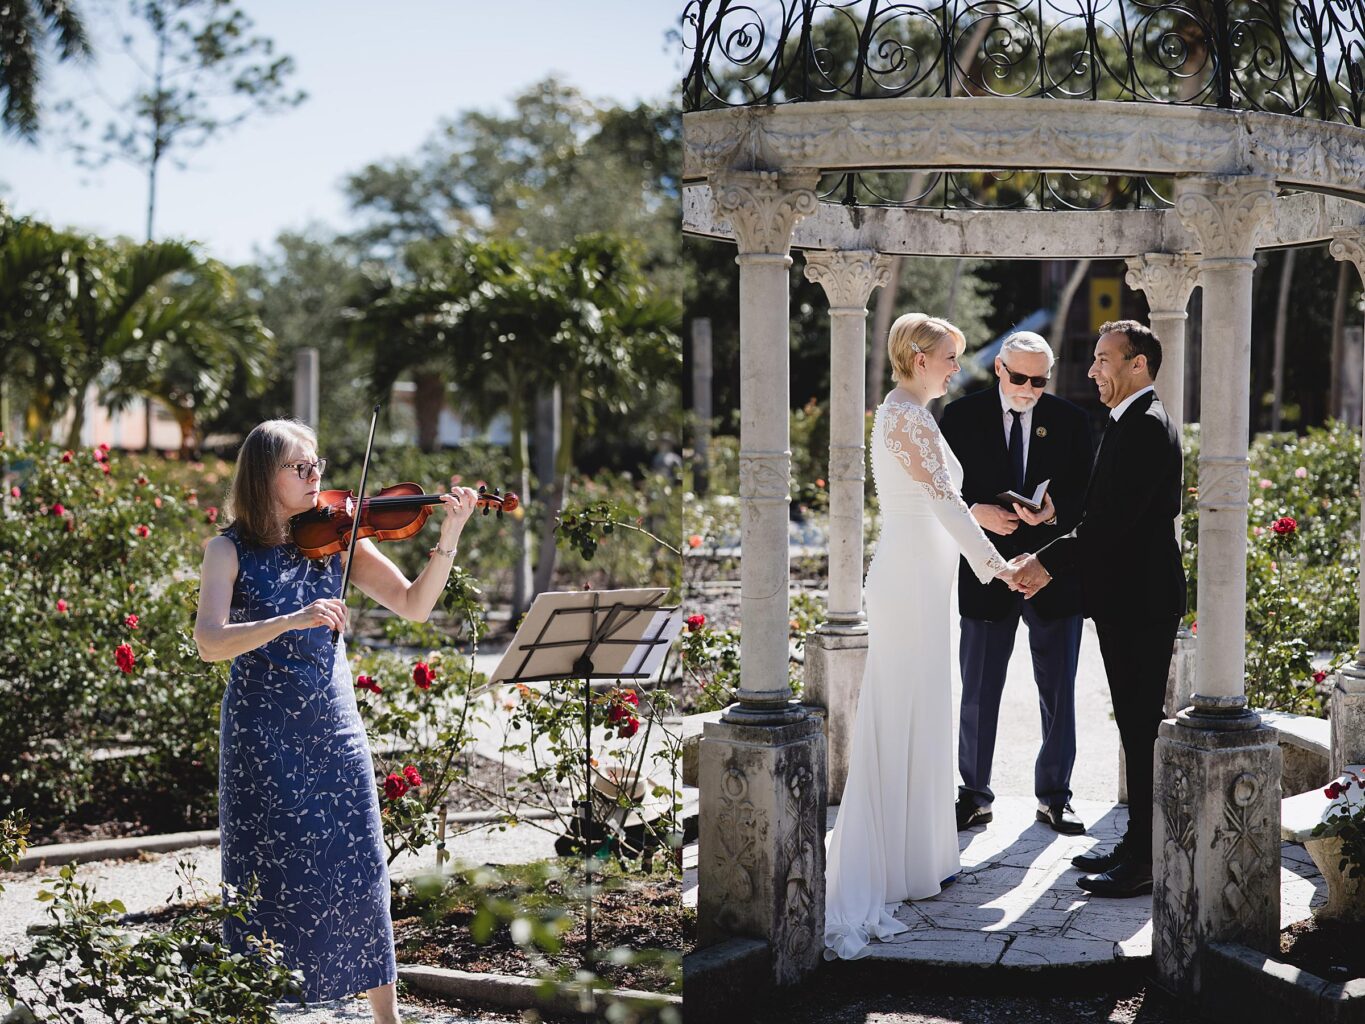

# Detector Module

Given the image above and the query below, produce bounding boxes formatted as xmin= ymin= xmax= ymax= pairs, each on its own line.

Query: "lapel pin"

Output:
xmin=1035 ymin=426 xmax=1047 ymax=438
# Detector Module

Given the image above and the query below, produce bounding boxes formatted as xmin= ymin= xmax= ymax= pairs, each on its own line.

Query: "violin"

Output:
xmin=290 ymin=482 xmax=519 ymax=560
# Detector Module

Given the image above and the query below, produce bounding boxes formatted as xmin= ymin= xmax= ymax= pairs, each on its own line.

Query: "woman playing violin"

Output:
xmin=193 ymin=418 xmax=478 ymax=1024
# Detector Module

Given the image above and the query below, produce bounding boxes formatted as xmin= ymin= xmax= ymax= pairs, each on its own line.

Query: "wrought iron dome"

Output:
xmin=680 ymin=0 xmax=1365 ymax=211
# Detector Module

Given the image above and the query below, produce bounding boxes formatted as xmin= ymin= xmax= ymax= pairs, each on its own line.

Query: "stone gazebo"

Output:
xmin=681 ymin=0 xmax=1365 ymax=997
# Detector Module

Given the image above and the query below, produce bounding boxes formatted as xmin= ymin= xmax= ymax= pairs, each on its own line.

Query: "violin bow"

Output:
xmin=333 ymin=403 xmax=381 ymax=646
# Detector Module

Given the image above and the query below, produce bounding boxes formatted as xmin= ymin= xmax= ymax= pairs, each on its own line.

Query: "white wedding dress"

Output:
xmin=824 ymin=394 xmax=1007 ymax=961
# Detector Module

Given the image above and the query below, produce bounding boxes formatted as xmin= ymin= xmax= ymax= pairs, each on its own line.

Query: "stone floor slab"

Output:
xmin=998 ymin=933 xmax=1118 ymax=967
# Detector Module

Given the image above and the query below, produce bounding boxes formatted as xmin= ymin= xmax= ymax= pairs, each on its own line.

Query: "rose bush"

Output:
xmin=0 ymin=439 xmax=227 ymax=831
xmin=1182 ymin=421 xmax=1362 ymax=714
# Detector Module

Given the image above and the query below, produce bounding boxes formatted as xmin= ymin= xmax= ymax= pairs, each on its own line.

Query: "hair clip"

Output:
xmin=910 ymin=342 xmax=923 ymax=354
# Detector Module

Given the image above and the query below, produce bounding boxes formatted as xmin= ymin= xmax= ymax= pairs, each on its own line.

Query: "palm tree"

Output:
xmin=1 ymin=0 xmax=91 ymax=140
xmin=103 ymin=258 xmax=275 ymax=455
xmin=0 ymin=213 xmax=82 ymax=431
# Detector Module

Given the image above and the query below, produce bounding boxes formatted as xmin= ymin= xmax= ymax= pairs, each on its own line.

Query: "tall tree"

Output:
xmin=0 ymin=0 xmax=90 ymax=140
xmin=60 ymin=0 xmax=305 ymax=240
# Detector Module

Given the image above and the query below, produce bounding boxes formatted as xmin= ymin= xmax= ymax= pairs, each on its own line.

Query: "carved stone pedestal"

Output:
xmin=697 ymin=711 xmax=827 ymax=985
xmin=1153 ymin=715 xmax=1281 ymax=996
xmin=803 ymin=627 xmax=868 ymax=805
xmin=1330 ymin=663 xmax=1365 ymax=776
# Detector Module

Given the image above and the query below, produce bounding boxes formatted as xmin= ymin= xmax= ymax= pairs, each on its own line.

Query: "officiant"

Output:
xmin=940 ymin=331 xmax=1093 ymax=836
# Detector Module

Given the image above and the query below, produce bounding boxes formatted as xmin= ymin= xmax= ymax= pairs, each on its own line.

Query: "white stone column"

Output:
xmin=801 ymin=250 xmax=892 ymax=804
xmin=1152 ymin=175 xmax=1281 ymax=997
xmin=1176 ymin=176 xmax=1275 ymax=715
xmin=698 ymin=168 xmax=827 ymax=986
xmin=1329 ymin=229 xmax=1365 ymax=775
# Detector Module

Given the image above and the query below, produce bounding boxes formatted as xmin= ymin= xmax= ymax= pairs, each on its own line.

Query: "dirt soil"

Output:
xmin=1279 ymin=915 xmax=1365 ymax=981
xmin=32 ymin=752 xmax=530 ymax=846
xmin=391 ymin=872 xmax=686 ymax=995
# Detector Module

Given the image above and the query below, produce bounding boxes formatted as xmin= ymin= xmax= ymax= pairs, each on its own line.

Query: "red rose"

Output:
xmin=356 ymin=674 xmax=382 ymax=694
xmin=206 ymin=506 xmax=219 ymax=524
xmin=686 ymin=614 xmax=706 ymax=632
xmin=8 ymin=487 xmax=18 ymax=499
xmin=1271 ymin=517 xmax=1297 ymax=535
xmin=402 ymin=765 xmax=423 ymax=787
xmin=51 ymin=502 xmax=65 ymax=517
xmin=687 ymin=534 xmax=703 ymax=549
xmin=125 ymin=614 xmax=139 ymax=630
xmin=100 ymin=463 xmax=110 ymax=476
xmin=383 ymin=773 xmax=408 ymax=801
xmin=56 ymin=599 xmax=68 ymax=613
xmin=114 ymin=643 xmax=135 ymax=674
xmin=1313 ymin=670 xmax=1328 ymax=684
xmin=413 ymin=661 xmax=435 ymax=689
xmin=98 ymin=442 xmax=110 ymax=452
xmin=618 ymin=716 xmax=640 ymax=739
xmin=61 ymin=450 xmax=73 ymax=463
xmin=135 ymin=524 xmax=150 ymax=538
xmin=607 ymin=689 xmax=640 ymax=724
xmin=136 ymin=474 xmax=149 ymax=486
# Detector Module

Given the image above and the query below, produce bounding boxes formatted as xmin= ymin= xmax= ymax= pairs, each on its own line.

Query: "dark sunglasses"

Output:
xmin=1000 ymin=360 xmax=1050 ymax=389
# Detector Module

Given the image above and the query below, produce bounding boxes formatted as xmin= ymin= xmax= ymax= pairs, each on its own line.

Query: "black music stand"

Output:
xmin=489 ymin=588 xmax=682 ymax=960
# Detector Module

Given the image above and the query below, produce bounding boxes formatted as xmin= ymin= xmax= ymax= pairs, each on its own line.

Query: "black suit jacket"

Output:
xmin=941 ymin=388 xmax=1092 ymax=621
xmin=1036 ymin=389 xmax=1186 ymax=624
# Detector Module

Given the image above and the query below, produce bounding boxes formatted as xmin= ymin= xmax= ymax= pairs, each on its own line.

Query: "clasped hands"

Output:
xmin=1000 ymin=552 xmax=1051 ymax=598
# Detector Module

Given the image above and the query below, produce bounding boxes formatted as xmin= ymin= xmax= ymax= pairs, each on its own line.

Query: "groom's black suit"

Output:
xmin=1036 ymin=387 xmax=1186 ymax=864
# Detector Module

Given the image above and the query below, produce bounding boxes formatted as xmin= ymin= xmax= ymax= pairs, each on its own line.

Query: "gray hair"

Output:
xmin=1000 ymin=330 xmax=1055 ymax=371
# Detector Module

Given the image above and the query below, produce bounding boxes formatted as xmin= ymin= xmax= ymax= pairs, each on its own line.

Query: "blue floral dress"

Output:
xmin=218 ymin=524 xmax=396 ymax=1002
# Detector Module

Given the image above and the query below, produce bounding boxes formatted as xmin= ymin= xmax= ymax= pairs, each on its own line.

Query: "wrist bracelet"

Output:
xmin=429 ymin=544 xmax=457 ymax=559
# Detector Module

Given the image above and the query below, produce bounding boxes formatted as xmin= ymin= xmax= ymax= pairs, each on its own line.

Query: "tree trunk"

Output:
xmin=1046 ymin=259 xmax=1091 ymax=393
xmin=174 ymin=406 xmax=197 ymax=458
xmin=1270 ymin=248 xmax=1295 ymax=432
xmin=532 ymin=384 xmax=563 ymax=597
xmin=412 ymin=372 xmax=444 ymax=452
xmin=64 ymin=383 xmax=89 ymax=450
xmin=534 ymin=385 xmax=579 ymax=599
xmin=1331 ymin=258 xmax=1350 ymax=420
xmin=507 ymin=385 xmax=533 ymax=618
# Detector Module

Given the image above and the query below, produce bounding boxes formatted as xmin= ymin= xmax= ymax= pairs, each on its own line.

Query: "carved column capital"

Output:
xmin=802 ymin=250 xmax=894 ymax=314
xmin=1329 ymin=229 xmax=1365 ymax=285
xmin=1125 ymin=252 xmax=1201 ymax=317
xmin=709 ymin=169 xmax=820 ymax=257
xmin=1174 ymin=175 xmax=1276 ymax=264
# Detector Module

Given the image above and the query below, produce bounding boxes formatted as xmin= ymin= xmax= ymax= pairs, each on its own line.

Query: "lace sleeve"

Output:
xmin=884 ymin=401 xmax=1008 ymax=584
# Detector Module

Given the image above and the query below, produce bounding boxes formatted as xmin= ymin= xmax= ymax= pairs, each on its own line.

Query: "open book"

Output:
xmin=995 ymin=479 xmax=1050 ymax=514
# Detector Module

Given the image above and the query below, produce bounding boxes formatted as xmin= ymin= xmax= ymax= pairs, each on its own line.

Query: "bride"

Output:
xmin=825 ymin=312 xmax=1027 ymax=961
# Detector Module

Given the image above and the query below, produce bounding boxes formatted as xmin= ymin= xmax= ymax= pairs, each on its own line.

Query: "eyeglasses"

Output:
xmin=1000 ymin=361 xmax=1050 ymax=389
xmin=280 ymin=458 xmax=326 ymax=480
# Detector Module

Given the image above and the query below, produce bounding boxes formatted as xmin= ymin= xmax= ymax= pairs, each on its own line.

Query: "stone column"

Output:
xmin=698 ymin=168 xmax=828 ymax=986
xmin=1329 ymin=230 xmax=1365 ymax=775
xmin=1152 ymin=175 xmax=1281 ymax=997
xmin=1115 ymin=254 xmax=1202 ymax=803
xmin=801 ymin=249 xmax=892 ymax=804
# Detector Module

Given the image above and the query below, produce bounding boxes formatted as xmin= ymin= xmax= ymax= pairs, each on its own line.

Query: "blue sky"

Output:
xmin=0 ymin=2 xmax=682 ymax=263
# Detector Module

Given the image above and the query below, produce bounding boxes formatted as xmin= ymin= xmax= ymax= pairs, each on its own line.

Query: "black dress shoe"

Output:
xmin=1036 ymin=802 xmax=1085 ymax=835
xmin=1077 ymin=858 xmax=1153 ymax=898
xmin=955 ymin=798 xmax=992 ymax=830
xmin=1071 ymin=837 xmax=1130 ymax=873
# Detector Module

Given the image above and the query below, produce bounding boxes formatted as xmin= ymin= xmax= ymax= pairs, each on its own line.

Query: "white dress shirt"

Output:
xmin=1109 ymin=384 xmax=1155 ymax=422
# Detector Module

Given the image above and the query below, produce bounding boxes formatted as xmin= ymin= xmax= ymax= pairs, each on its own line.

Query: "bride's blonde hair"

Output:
xmin=888 ymin=313 xmax=966 ymax=384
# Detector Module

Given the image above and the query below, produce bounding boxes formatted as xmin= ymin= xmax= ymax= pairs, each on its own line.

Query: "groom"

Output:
xmin=940 ymin=331 xmax=1092 ymax=837
xmin=1011 ymin=320 xmax=1186 ymax=898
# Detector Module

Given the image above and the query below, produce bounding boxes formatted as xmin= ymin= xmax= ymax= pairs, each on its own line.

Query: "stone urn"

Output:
xmin=1304 ymin=834 xmax=1365 ymax=923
